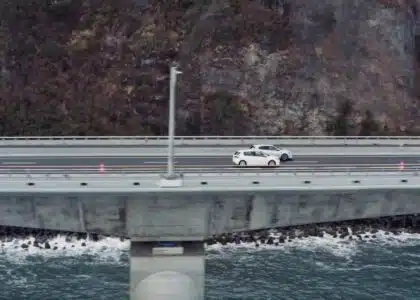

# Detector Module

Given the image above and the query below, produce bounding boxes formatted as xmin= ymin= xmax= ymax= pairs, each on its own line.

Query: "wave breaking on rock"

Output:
xmin=0 ymin=215 xmax=420 ymax=254
xmin=206 ymin=215 xmax=420 ymax=248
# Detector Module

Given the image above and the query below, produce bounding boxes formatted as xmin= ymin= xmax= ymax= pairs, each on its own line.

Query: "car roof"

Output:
xmin=236 ymin=149 xmax=272 ymax=155
xmin=236 ymin=149 xmax=264 ymax=153
xmin=251 ymin=144 xmax=276 ymax=147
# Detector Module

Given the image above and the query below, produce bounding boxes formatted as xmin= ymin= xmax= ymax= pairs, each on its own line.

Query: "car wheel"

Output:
xmin=268 ymin=160 xmax=276 ymax=166
xmin=280 ymin=154 xmax=288 ymax=161
xmin=239 ymin=160 xmax=247 ymax=167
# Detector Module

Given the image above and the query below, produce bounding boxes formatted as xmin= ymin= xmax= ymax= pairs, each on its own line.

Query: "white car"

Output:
xmin=232 ymin=149 xmax=280 ymax=167
xmin=250 ymin=144 xmax=293 ymax=161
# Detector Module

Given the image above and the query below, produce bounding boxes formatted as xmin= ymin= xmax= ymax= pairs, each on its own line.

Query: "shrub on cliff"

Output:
xmin=325 ymin=99 xmax=354 ymax=136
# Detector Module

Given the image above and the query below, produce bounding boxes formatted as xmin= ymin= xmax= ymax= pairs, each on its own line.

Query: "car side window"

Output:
xmin=244 ymin=151 xmax=252 ymax=156
xmin=259 ymin=146 xmax=269 ymax=150
xmin=255 ymin=151 xmax=266 ymax=157
xmin=268 ymin=146 xmax=277 ymax=150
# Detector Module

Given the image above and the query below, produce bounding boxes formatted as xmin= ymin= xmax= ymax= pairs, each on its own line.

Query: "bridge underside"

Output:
xmin=1 ymin=189 xmax=420 ymax=299
xmin=0 ymin=189 xmax=419 ymax=238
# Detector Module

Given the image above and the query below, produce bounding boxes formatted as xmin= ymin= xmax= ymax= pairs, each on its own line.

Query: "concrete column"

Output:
xmin=130 ymin=241 xmax=205 ymax=300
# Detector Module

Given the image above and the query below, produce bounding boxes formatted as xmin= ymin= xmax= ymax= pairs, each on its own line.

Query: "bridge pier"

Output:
xmin=130 ymin=241 xmax=205 ymax=300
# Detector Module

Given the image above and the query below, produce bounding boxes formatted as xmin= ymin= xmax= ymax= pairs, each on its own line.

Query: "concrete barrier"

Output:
xmin=0 ymin=172 xmax=418 ymax=192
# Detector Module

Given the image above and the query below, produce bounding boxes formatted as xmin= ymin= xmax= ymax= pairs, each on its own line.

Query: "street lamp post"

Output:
xmin=160 ymin=65 xmax=183 ymax=187
xmin=167 ymin=66 xmax=182 ymax=177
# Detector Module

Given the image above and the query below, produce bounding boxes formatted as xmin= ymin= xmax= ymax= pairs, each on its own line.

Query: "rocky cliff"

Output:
xmin=0 ymin=0 xmax=419 ymax=136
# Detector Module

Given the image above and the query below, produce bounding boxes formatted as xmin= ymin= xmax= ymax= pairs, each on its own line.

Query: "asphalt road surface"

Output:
xmin=0 ymin=155 xmax=418 ymax=174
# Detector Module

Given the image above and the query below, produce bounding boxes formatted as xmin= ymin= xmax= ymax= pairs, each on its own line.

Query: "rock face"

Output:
xmin=0 ymin=0 xmax=419 ymax=136
xmin=181 ymin=0 xmax=420 ymax=135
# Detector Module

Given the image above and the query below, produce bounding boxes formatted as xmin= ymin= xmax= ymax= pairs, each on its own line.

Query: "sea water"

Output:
xmin=1 ymin=230 xmax=420 ymax=300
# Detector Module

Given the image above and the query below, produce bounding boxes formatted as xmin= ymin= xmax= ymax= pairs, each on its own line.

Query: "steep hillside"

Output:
xmin=0 ymin=0 xmax=419 ymax=135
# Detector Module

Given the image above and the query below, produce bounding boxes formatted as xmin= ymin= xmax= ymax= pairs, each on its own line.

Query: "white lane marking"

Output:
xmin=291 ymin=160 xmax=318 ymax=163
xmin=143 ymin=161 xmax=177 ymax=164
xmin=2 ymin=161 xmax=36 ymax=165
xmin=0 ymin=153 xmax=416 ymax=158
xmin=0 ymin=155 xmax=223 ymax=159
xmin=300 ymin=154 xmax=420 ymax=157
xmin=0 ymin=156 xmax=150 ymax=159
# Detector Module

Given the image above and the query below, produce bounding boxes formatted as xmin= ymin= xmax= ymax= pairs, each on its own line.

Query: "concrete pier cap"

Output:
xmin=134 ymin=271 xmax=197 ymax=300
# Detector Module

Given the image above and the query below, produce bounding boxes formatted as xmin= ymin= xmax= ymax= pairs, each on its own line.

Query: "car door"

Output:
xmin=244 ymin=151 xmax=259 ymax=166
xmin=267 ymin=145 xmax=280 ymax=156
xmin=258 ymin=145 xmax=271 ymax=155
xmin=253 ymin=151 xmax=268 ymax=166
xmin=242 ymin=151 xmax=255 ymax=166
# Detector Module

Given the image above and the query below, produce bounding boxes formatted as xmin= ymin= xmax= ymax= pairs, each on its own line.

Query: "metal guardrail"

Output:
xmin=0 ymin=164 xmax=419 ymax=175
xmin=0 ymin=135 xmax=420 ymax=146
xmin=2 ymin=135 xmax=420 ymax=140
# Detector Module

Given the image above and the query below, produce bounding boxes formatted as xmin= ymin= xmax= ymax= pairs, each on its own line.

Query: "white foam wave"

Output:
xmin=206 ymin=229 xmax=420 ymax=259
xmin=1 ymin=229 xmax=420 ymax=263
xmin=0 ymin=235 xmax=129 ymax=264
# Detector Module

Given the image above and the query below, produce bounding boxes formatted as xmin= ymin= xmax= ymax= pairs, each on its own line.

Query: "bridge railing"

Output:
xmin=1 ymin=136 xmax=420 ymax=146
xmin=0 ymin=164 xmax=419 ymax=175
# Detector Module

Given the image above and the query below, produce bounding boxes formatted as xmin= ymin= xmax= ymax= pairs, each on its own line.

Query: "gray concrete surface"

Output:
xmin=0 ymin=186 xmax=419 ymax=239
xmin=0 ymin=146 xmax=419 ymax=157
xmin=0 ymin=172 xmax=417 ymax=193
xmin=0 ymin=171 xmax=418 ymax=238
xmin=0 ymin=154 xmax=418 ymax=174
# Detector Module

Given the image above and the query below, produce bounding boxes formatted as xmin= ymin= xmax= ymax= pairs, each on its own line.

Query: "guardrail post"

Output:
xmin=160 ymin=65 xmax=183 ymax=187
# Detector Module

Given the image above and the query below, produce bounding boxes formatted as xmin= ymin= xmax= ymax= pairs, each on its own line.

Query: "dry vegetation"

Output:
xmin=0 ymin=0 xmax=418 ymax=136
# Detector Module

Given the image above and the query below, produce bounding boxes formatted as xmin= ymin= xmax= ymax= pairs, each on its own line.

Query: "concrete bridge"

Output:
xmin=1 ymin=169 xmax=420 ymax=299
xmin=0 ymin=133 xmax=420 ymax=299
